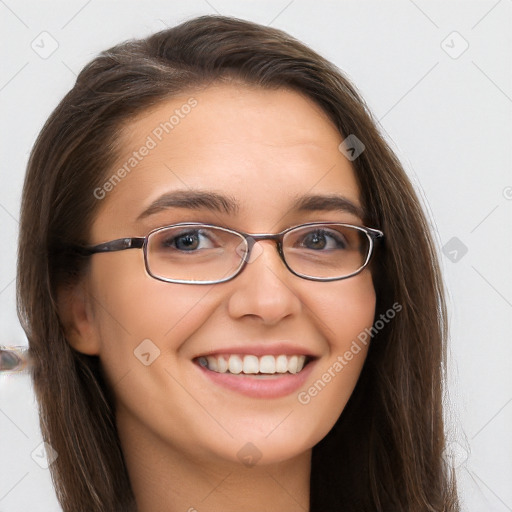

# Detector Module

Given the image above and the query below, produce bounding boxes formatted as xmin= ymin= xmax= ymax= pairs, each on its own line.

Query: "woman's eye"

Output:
xmin=163 ymin=230 xmax=215 ymax=251
xmin=300 ymin=230 xmax=346 ymax=250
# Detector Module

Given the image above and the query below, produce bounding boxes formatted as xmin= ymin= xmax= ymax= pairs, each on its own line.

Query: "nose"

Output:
xmin=226 ymin=240 xmax=303 ymax=325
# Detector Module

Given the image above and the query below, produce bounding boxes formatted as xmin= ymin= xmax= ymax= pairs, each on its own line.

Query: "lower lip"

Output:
xmin=194 ymin=359 xmax=317 ymax=399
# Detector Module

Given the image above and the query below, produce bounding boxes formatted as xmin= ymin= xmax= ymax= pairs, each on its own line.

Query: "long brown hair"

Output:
xmin=17 ymin=15 xmax=458 ymax=511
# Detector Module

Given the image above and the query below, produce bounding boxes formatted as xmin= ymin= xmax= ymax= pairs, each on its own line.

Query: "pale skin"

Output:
xmin=61 ymin=83 xmax=377 ymax=511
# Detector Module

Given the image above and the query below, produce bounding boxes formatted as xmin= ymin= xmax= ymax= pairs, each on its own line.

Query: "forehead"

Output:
xmin=93 ymin=84 xmax=362 ymax=234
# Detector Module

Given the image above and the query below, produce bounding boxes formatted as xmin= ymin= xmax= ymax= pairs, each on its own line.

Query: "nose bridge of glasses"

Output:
xmin=237 ymin=233 xmax=285 ymax=265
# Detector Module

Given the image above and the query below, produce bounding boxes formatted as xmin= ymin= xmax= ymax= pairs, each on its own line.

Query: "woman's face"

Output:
xmin=74 ymin=83 xmax=376 ymax=467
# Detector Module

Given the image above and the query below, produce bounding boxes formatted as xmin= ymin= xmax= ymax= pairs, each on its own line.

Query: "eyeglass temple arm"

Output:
xmin=366 ymin=227 xmax=384 ymax=240
xmin=81 ymin=237 xmax=145 ymax=255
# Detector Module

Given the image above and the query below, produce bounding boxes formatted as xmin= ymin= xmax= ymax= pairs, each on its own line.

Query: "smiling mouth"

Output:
xmin=195 ymin=354 xmax=313 ymax=375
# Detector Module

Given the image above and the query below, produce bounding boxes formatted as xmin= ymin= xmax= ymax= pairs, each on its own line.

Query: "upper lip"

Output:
xmin=193 ymin=343 xmax=320 ymax=359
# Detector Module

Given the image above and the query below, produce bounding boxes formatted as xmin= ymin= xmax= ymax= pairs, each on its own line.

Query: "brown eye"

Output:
xmin=158 ymin=228 xmax=218 ymax=252
xmin=299 ymin=229 xmax=347 ymax=250
xmin=172 ymin=232 xmax=200 ymax=250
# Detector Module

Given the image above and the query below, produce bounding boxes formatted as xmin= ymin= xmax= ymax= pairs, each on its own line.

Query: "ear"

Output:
xmin=57 ymin=280 xmax=101 ymax=356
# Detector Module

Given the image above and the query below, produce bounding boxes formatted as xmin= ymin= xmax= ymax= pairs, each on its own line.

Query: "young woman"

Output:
xmin=17 ymin=15 xmax=459 ymax=512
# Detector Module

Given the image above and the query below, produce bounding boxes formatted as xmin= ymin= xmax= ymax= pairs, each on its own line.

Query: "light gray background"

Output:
xmin=1 ymin=1 xmax=511 ymax=511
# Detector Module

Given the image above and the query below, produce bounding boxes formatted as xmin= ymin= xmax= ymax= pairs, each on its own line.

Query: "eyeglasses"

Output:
xmin=80 ymin=222 xmax=384 ymax=284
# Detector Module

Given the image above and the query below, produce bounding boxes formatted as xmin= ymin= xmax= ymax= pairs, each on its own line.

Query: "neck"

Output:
xmin=117 ymin=411 xmax=311 ymax=512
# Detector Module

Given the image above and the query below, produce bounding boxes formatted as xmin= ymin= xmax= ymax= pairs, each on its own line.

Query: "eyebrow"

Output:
xmin=136 ymin=190 xmax=365 ymax=222
xmin=137 ymin=190 xmax=240 ymax=220
xmin=292 ymin=193 xmax=366 ymax=220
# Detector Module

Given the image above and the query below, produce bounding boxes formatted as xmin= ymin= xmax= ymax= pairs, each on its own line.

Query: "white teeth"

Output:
xmin=275 ymin=355 xmax=288 ymax=373
xmin=228 ymin=355 xmax=243 ymax=374
xmin=217 ymin=355 xmax=228 ymax=373
xmin=288 ymin=355 xmax=298 ymax=374
xmin=198 ymin=354 xmax=309 ymax=375
xmin=242 ymin=355 xmax=259 ymax=374
xmin=206 ymin=356 xmax=218 ymax=372
xmin=259 ymin=355 xmax=276 ymax=374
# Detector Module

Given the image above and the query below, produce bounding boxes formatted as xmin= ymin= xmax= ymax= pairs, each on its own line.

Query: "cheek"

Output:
xmin=307 ymin=269 xmax=377 ymax=350
xmin=86 ymin=253 xmax=217 ymax=380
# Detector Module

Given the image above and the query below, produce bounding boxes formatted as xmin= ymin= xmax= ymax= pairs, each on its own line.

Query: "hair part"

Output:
xmin=17 ymin=15 xmax=458 ymax=511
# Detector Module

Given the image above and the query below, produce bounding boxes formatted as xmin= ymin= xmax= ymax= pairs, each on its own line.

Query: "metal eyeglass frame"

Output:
xmin=79 ymin=221 xmax=384 ymax=284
